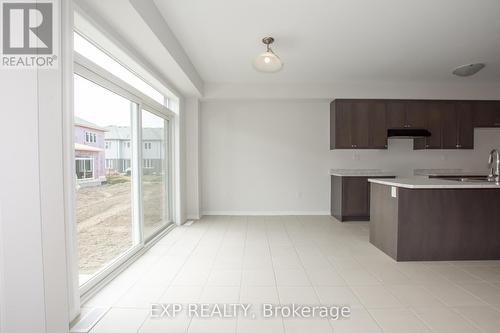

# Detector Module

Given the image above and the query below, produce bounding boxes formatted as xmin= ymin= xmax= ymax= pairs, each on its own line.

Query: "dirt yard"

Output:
xmin=76 ymin=176 xmax=165 ymax=275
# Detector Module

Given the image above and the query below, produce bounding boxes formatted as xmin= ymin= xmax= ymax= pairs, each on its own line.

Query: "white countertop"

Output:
xmin=413 ymin=169 xmax=489 ymax=177
xmin=368 ymin=177 xmax=500 ymax=189
xmin=330 ymin=169 xmax=397 ymax=177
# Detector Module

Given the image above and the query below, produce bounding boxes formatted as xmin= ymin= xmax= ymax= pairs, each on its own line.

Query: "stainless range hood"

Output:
xmin=387 ymin=128 xmax=431 ymax=138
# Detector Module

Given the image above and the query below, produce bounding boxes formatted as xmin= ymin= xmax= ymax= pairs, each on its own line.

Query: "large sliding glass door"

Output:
xmin=74 ymin=74 xmax=139 ymax=287
xmin=73 ymin=31 xmax=175 ymax=295
xmin=141 ymin=110 xmax=170 ymax=240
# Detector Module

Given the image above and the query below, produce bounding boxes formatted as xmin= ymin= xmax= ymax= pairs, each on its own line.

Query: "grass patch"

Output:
xmin=142 ymin=175 xmax=162 ymax=183
xmin=106 ymin=175 xmax=130 ymax=185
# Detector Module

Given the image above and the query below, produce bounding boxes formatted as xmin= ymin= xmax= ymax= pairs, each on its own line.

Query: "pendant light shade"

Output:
xmin=253 ymin=37 xmax=283 ymax=73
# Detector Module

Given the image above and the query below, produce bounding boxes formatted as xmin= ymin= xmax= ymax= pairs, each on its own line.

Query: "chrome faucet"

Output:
xmin=488 ymin=149 xmax=500 ymax=183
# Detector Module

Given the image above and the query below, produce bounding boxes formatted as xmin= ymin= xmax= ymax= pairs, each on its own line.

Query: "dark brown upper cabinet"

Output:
xmin=385 ymin=100 xmax=441 ymax=150
xmin=330 ymin=100 xmax=387 ymax=149
xmin=386 ymin=100 xmax=428 ymax=130
xmin=408 ymin=101 xmax=475 ymax=150
xmin=441 ymin=102 xmax=474 ymax=149
xmin=456 ymin=103 xmax=474 ymax=149
xmin=385 ymin=101 xmax=406 ymax=128
xmin=405 ymin=101 xmax=429 ymax=129
xmin=473 ymin=101 xmax=500 ymax=128
xmin=331 ymin=99 xmax=500 ymax=151
xmin=410 ymin=102 xmax=445 ymax=149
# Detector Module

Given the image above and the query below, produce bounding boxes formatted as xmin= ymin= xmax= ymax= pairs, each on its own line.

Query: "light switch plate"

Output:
xmin=391 ymin=186 xmax=397 ymax=198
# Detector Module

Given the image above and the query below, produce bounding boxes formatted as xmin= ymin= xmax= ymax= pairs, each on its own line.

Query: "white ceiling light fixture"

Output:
xmin=253 ymin=37 xmax=283 ymax=73
xmin=452 ymin=63 xmax=485 ymax=77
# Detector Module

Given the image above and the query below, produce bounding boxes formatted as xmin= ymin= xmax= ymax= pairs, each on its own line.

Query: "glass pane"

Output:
xmin=74 ymin=74 xmax=137 ymax=286
xmin=74 ymin=32 xmax=165 ymax=105
xmin=142 ymin=110 xmax=169 ymax=239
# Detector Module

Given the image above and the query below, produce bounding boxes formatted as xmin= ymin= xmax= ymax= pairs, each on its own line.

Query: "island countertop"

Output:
xmin=329 ymin=169 xmax=397 ymax=177
xmin=413 ymin=168 xmax=489 ymax=177
xmin=368 ymin=177 xmax=500 ymax=189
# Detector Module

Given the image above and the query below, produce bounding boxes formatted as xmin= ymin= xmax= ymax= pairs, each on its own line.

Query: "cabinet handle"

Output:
xmin=456 ymin=144 xmax=462 ymax=148
xmin=425 ymin=144 xmax=429 ymax=148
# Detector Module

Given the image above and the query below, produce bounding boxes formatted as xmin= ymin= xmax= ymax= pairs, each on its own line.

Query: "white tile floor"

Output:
xmin=84 ymin=215 xmax=500 ymax=333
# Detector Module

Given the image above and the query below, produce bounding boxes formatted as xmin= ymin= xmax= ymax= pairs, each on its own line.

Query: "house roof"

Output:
xmin=74 ymin=117 xmax=107 ymax=132
xmin=104 ymin=126 xmax=164 ymax=141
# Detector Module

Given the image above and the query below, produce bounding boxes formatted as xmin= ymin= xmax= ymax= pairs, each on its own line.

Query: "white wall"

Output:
xmin=201 ymin=100 xmax=331 ymax=215
xmin=200 ymin=99 xmax=500 ymax=215
xmin=185 ymin=98 xmax=201 ymax=219
xmin=204 ymin=81 xmax=500 ymax=100
xmin=0 ymin=1 xmax=72 ymax=332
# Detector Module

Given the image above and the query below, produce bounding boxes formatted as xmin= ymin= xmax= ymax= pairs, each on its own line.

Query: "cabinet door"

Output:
xmin=405 ymin=101 xmax=429 ymax=128
xmin=386 ymin=101 xmax=406 ymax=128
xmin=331 ymin=176 xmax=342 ymax=218
xmin=368 ymin=101 xmax=388 ymax=148
xmin=342 ymin=177 xmax=369 ymax=217
xmin=333 ymin=101 xmax=352 ymax=148
xmin=349 ymin=102 xmax=370 ymax=148
xmin=424 ymin=102 xmax=447 ymax=149
xmin=494 ymin=102 xmax=500 ymax=127
xmin=441 ymin=104 xmax=458 ymax=149
xmin=456 ymin=102 xmax=474 ymax=149
xmin=330 ymin=102 xmax=336 ymax=149
xmin=409 ymin=101 xmax=430 ymax=150
xmin=473 ymin=101 xmax=500 ymax=128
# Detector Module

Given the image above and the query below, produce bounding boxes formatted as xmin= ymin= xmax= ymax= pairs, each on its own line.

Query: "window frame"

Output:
xmin=75 ymin=157 xmax=94 ymax=180
xmin=73 ymin=36 xmax=176 ymax=299
xmin=84 ymin=131 xmax=96 ymax=143
xmin=143 ymin=158 xmax=153 ymax=169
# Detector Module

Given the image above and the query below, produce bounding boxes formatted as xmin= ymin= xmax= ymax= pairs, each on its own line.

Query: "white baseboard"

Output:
xmin=186 ymin=214 xmax=201 ymax=220
xmin=201 ymin=211 xmax=330 ymax=216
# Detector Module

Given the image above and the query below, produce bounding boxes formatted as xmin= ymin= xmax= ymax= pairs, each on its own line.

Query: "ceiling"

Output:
xmin=153 ymin=0 xmax=500 ymax=84
xmin=75 ymin=0 xmax=203 ymax=96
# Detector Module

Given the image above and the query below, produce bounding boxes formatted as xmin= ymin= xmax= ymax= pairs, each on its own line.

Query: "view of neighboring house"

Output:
xmin=74 ymin=117 xmax=106 ymax=186
xmin=104 ymin=126 xmax=132 ymax=174
xmin=105 ymin=126 xmax=164 ymax=175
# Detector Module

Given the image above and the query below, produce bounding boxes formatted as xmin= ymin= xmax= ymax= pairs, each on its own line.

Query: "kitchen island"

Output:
xmin=368 ymin=177 xmax=500 ymax=261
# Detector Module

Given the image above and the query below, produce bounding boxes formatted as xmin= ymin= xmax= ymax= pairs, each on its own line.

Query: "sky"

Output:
xmin=74 ymin=74 xmax=165 ymax=128
xmin=73 ymin=32 xmax=166 ymax=129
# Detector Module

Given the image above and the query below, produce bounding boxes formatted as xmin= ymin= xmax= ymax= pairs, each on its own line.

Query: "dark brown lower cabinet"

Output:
xmin=331 ymin=175 xmax=395 ymax=221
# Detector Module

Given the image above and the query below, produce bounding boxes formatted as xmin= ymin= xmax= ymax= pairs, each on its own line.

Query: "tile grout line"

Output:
xmin=283 ymin=215 xmax=344 ymax=333
xmin=266 ymin=215 xmax=287 ymax=333
xmin=184 ymin=215 xmax=234 ymax=332
xmin=136 ymin=219 xmax=213 ymax=333
xmin=235 ymin=215 xmax=248 ymax=333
